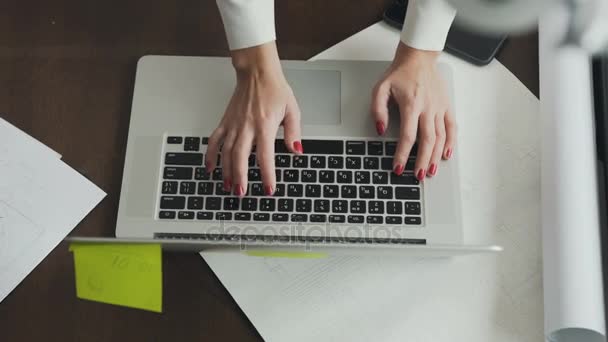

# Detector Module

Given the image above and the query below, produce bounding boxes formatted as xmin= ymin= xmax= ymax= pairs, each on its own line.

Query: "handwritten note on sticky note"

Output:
xmin=69 ymin=243 xmax=162 ymax=313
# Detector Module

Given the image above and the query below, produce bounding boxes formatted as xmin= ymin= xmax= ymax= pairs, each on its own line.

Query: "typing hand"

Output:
xmin=205 ymin=41 xmax=302 ymax=198
xmin=371 ymin=42 xmax=456 ymax=181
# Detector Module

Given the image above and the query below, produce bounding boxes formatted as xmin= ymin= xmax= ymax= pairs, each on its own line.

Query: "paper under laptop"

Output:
xmin=0 ymin=117 xmax=106 ymax=303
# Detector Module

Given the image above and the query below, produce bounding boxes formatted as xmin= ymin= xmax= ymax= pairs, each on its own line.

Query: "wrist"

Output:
xmin=392 ymin=42 xmax=440 ymax=68
xmin=231 ymin=41 xmax=283 ymax=79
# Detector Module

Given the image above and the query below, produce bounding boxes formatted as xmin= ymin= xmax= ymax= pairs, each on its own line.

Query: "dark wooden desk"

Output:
xmin=0 ymin=1 xmax=538 ymax=340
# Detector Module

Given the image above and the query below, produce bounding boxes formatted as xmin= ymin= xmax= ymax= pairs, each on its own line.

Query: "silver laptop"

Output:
xmin=79 ymin=55 xmax=500 ymax=257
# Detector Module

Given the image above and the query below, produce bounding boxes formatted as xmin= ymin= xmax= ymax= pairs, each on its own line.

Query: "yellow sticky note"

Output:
xmin=69 ymin=243 xmax=162 ymax=313
xmin=245 ymin=250 xmax=327 ymax=259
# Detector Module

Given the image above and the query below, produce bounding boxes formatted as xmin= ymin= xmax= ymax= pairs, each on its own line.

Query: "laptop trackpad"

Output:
xmin=284 ymin=69 xmax=341 ymax=125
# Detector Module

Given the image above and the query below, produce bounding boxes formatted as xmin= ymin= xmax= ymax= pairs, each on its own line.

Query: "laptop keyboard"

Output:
xmin=157 ymin=135 xmax=424 ymax=225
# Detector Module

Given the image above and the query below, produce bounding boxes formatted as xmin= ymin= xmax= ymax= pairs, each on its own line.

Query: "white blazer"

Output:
xmin=216 ymin=0 xmax=456 ymax=52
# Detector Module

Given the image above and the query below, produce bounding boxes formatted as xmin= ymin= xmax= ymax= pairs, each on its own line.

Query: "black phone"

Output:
xmin=383 ymin=0 xmax=507 ymax=66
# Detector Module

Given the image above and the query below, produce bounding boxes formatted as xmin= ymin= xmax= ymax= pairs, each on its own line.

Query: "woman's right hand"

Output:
xmin=205 ymin=41 xmax=303 ymax=198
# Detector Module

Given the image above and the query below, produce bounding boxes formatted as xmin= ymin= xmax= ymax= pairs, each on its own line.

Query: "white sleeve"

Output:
xmin=216 ymin=0 xmax=276 ymax=50
xmin=400 ymin=0 xmax=457 ymax=51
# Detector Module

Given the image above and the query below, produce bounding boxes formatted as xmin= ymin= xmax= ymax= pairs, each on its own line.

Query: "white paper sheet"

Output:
xmin=202 ymin=22 xmax=543 ymax=341
xmin=0 ymin=118 xmax=106 ymax=303
xmin=539 ymin=8 xmax=607 ymax=342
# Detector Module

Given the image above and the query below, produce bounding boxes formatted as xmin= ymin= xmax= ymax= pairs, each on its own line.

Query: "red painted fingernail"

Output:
xmin=416 ymin=169 xmax=425 ymax=181
xmin=446 ymin=148 xmax=453 ymax=159
xmin=223 ymin=179 xmax=232 ymax=191
xmin=393 ymin=164 xmax=404 ymax=175
xmin=264 ymin=185 xmax=274 ymax=196
xmin=376 ymin=121 xmax=385 ymax=135
xmin=293 ymin=141 xmax=303 ymax=154
xmin=235 ymin=184 xmax=244 ymax=197
xmin=428 ymin=164 xmax=437 ymax=176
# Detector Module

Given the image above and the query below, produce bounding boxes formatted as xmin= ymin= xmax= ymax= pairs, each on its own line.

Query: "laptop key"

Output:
xmin=216 ymin=212 xmax=232 ymax=221
xmin=160 ymin=196 xmax=186 ymax=209
xmin=350 ymin=200 xmax=366 ymax=214
xmin=405 ymin=159 xmax=416 ymax=171
xmin=162 ymin=181 xmax=178 ymax=194
xmin=296 ymin=199 xmax=312 ymax=212
xmin=377 ymin=186 xmax=393 ymax=199
xmin=276 ymin=169 xmax=282 ymax=182
xmin=328 ymin=156 xmax=344 ymax=169
xmin=164 ymin=167 xmax=193 ymax=180
xmin=205 ymin=197 xmax=221 ymax=210
xmin=275 ymin=154 xmax=291 ymax=167
xmin=184 ymin=137 xmax=200 ymax=151
xmin=310 ymin=156 xmax=326 ymax=168
xmin=275 ymin=184 xmax=286 ymax=197
xmin=363 ymin=157 xmax=379 ymax=169
xmin=359 ymin=186 xmax=375 ymax=199
xmin=367 ymin=141 xmax=383 ymax=155
xmin=167 ymin=136 xmax=183 ymax=144
xmin=260 ymin=198 xmax=276 ymax=211
xmin=385 ymin=142 xmax=397 ymax=155
xmin=387 ymin=201 xmax=403 ymax=214
xmin=381 ymin=157 xmax=393 ymax=170
xmin=251 ymin=183 xmax=264 ymax=196
xmin=386 ymin=216 xmax=402 ymax=224
xmin=180 ymin=181 xmax=196 ymax=195
xmin=354 ymin=171 xmax=370 ymax=184
xmin=390 ymin=173 xmax=418 ymax=185
xmin=305 ymin=184 xmax=321 ymax=197
xmin=332 ymin=200 xmax=348 ymax=213
xmin=287 ymin=184 xmax=303 ymax=197
xmin=405 ymin=202 xmax=421 ymax=215
xmin=159 ymin=211 xmax=176 ymax=219
xmin=366 ymin=216 xmax=383 ymax=224
xmin=291 ymin=214 xmax=308 ymax=222
xmin=323 ymin=185 xmax=339 ymax=198
xmin=195 ymin=167 xmax=211 ymax=180
xmin=329 ymin=214 xmax=346 ymax=223
xmin=337 ymin=170 xmax=353 ymax=183
xmin=197 ymin=211 xmax=213 ymax=220
xmin=319 ymin=170 xmax=335 ymax=183
xmin=242 ymin=198 xmax=258 ymax=211
xmin=347 ymin=215 xmax=364 ymax=223
xmin=300 ymin=139 xmax=344 ymax=154
xmin=201 ymin=137 xmax=209 ymax=145
xmin=283 ymin=169 xmax=299 ymax=182
xmin=369 ymin=201 xmax=384 ymax=214
xmin=248 ymin=155 xmax=256 ymax=167
xmin=223 ymin=197 xmax=240 ymax=210
xmin=235 ymin=213 xmax=251 ymax=221
xmin=346 ymin=141 xmax=365 ymax=155
xmin=215 ymin=183 xmax=231 ymax=195
xmin=405 ymin=216 xmax=422 ymax=225
xmin=301 ymin=170 xmax=317 ymax=182
xmin=396 ymin=187 xmax=421 ymax=200
xmin=212 ymin=168 xmax=223 ymax=180
xmin=310 ymin=214 xmax=327 ymax=223
xmin=165 ymin=153 xmax=203 ymax=166
xmin=341 ymin=185 xmax=357 ymax=198
xmin=248 ymin=168 xmax=261 ymax=181
xmin=272 ymin=213 xmax=289 ymax=222
xmin=278 ymin=199 xmax=294 ymax=212
xmin=314 ymin=199 xmax=330 ymax=213
xmin=346 ymin=157 xmax=361 ymax=169
xmin=197 ymin=182 xmax=213 ymax=195
xmin=253 ymin=213 xmax=270 ymax=221
xmin=187 ymin=197 xmax=204 ymax=210
xmin=293 ymin=155 xmax=308 ymax=168
xmin=178 ymin=211 xmax=195 ymax=220
xmin=372 ymin=172 xmax=389 ymax=184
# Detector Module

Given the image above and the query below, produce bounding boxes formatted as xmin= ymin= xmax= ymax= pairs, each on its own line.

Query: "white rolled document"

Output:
xmin=540 ymin=6 xmax=607 ymax=342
